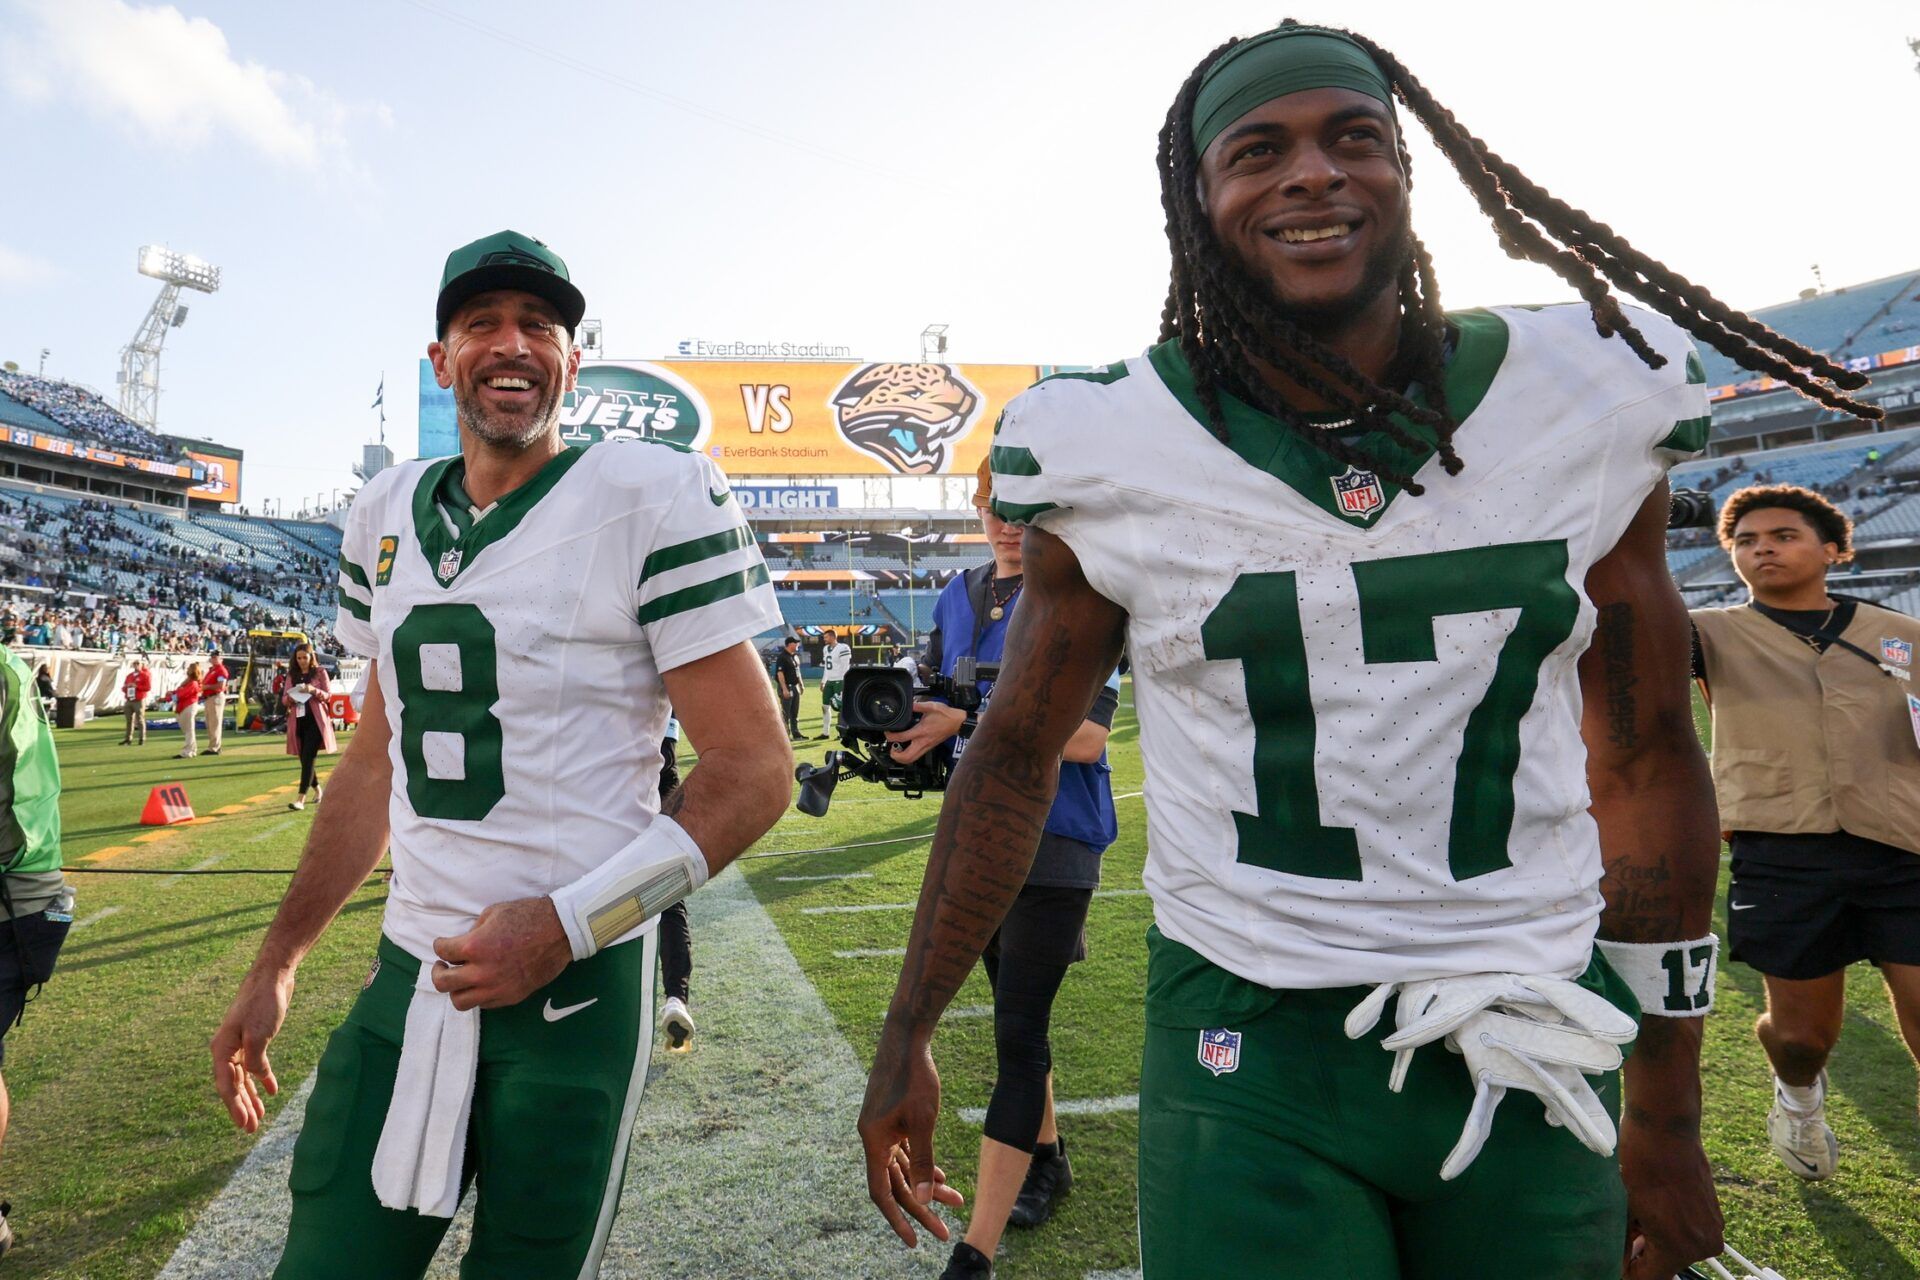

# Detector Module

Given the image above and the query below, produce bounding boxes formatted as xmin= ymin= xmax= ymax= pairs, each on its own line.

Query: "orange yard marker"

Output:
xmin=139 ymin=783 xmax=196 ymax=826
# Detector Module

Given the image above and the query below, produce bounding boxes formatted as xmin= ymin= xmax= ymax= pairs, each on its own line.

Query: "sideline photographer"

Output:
xmin=1690 ymin=484 xmax=1920 ymax=1184
xmin=886 ymin=461 xmax=1118 ymax=1280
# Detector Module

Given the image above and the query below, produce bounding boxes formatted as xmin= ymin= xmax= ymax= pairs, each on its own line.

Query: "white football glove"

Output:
xmin=1344 ymin=972 xmax=1639 ymax=1181
xmin=1684 ymin=1245 xmax=1787 ymax=1280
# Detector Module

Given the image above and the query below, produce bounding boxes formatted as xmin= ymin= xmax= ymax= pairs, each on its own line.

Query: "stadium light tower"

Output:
xmin=118 ymin=245 xmax=221 ymax=430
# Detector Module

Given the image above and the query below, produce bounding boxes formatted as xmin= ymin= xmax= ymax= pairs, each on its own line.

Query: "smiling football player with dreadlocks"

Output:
xmin=858 ymin=20 xmax=1881 ymax=1280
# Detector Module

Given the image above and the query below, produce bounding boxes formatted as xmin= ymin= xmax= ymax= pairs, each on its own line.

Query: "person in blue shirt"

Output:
xmin=884 ymin=461 xmax=1119 ymax=1280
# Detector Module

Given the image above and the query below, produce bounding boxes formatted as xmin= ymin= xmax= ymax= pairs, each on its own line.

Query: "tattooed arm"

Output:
xmin=860 ymin=525 xmax=1126 ymax=1246
xmin=1577 ymin=480 xmax=1724 ymax=1279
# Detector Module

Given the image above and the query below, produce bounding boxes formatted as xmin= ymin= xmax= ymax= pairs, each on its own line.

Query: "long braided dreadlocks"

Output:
xmin=1158 ymin=22 xmax=1881 ymax=495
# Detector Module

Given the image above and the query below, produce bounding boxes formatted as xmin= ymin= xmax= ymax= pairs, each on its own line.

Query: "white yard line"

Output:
xmin=802 ymin=901 xmax=915 ymax=915
xmin=944 ymin=1004 xmax=994 ymax=1020
xmin=958 ymin=1094 xmax=1139 ymax=1125
xmin=72 ymin=906 xmax=122 ymax=930
xmin=774 ymin=872 xmax=876 ymax=882
xmin=161 ymin=866 xmax=953 ymax=1279
xmin=1114 ymin=791 xmax=1143 ymax=801
xmin=1092 ymin=889 xmax=1149 ymax=899
xmin=832 ymin=947 xmax=907 ymax=959
xmin=1086 ymin=1270 xmax=1143 ymax=1279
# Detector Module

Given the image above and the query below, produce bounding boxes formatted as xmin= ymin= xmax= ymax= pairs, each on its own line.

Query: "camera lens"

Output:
xmin=857 ymin=685 xmax=904 ymax=725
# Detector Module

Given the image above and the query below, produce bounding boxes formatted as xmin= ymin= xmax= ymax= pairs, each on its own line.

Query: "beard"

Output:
xmin=1231 ymin=210 xmax=1414 ymax=338
xmin=453 ymin=377 xmax=563 ymax=450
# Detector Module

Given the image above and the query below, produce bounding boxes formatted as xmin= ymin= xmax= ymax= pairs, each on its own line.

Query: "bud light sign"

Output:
xmin=732 ymin=486 xmax=839 ymax=511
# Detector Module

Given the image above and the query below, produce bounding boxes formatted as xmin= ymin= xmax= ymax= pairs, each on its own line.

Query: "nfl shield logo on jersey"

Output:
xmin=437 ymin=548 xmax=463 ymax=582
xmin=1197 ymin=1028 xmax=1242 ymax=1077
xmin=1882 ymin=637 xmax=1913 ymax=667
xmin=1331 ymin=465 xmax=1385 ymax=518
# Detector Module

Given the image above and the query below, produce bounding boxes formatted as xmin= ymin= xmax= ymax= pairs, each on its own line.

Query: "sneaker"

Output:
xmin=313 ymin=784 xmax=324 ymax=804
xmin=1768 ymin=1072 xmax=1838 ymax=1180
xmin=660 ymin=996 xmax=695 ymax=1051
xmin=1008 ymin=1137 xmax=1073 ymax=1228
xmin=940 ymin=1242 xmax=992 ymax=1279
xmin=0 ymin=1199 xmax=15 ymax=1256
xmin=288 ymin=796 xmax=306 ymax=811
xmin=207 ymin=748 xmax=221 ymax=755
xmin=811 ymin=734 xmax=830 ymax=740
xmin=175 ymin=751 xmax=195 ymax=759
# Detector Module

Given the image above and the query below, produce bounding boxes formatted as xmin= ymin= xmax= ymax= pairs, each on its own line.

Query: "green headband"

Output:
xmin=1191 ymin=26 xmax=1394 ymax=154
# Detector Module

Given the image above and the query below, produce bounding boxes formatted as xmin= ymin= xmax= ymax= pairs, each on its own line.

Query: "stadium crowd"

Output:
xmin=0 ymin=370 xmax=180 ymax=458
xmin=0 ymin=493 xmax=344 ymax=655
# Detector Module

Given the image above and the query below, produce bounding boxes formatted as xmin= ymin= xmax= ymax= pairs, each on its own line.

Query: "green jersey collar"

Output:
xmin=1146 ymin=308 xmax=1510 ymax=529
xmin=411 ymin=445 xmax=588 ymax=587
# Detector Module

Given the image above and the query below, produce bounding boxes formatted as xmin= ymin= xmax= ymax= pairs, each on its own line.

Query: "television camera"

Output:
xmin=793 ymin=659 xmax=998 ymax=817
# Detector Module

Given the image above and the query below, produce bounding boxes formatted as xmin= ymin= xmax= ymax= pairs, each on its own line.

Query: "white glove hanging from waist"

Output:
xmin=1344 ymin=972 xmax=1639 ymax=1181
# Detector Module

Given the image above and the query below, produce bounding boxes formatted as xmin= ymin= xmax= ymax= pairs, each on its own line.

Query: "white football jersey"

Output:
xmin=990 ymin=305 xmax=1707 ymax=989
xmin=823 ymin=643 xmax=854 ymax=682
xmin=335 ymin=440 xmax=781 ymax=962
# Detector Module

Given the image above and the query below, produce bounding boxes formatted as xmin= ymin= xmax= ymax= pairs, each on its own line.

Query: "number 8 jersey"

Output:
xmin=990 ymin=305 xmax=1708 ymax=990
xmin=333 ymin=441 xmax=782 ymax=963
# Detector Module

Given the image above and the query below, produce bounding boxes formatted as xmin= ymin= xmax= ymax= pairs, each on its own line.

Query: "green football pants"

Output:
xmin=1138 ymin=928 xmax=1634 ymax=1280
xmin=276 ymin=929 xmax=656 ymax=1280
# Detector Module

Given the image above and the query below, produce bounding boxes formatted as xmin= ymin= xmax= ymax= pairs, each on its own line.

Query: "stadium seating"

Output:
xmin=1692 ymin=271 xmax=1920 ymax=388
xmin=0 ymin=371 xmax=181 ymax=458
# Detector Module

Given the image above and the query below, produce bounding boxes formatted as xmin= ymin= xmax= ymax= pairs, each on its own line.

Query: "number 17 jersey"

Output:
xmin=334 ymin=441 xmax=781 ymax=963
xmin=989 ymin=305 xmax=1708 ymax=989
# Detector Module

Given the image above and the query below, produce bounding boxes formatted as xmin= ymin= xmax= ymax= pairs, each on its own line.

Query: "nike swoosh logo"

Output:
xmin=1731 ymin=903 xmax=1757 ymax=910
xmin=1784 ymin=1149 xmax=1822 ymax=1174
xmin=709 ymin=487 xmax=730 ymax=506
xmin=543 ymin=997 xmax=599 ymax=1022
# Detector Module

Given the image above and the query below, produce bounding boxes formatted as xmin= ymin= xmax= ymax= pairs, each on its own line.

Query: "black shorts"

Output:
xmin=984 ymin=883 xmax=1092 ymax=969
xmin=1728 ymin=830 xmax=1920 ymax=980
xmin=0 ymin=910 xmax=72 ymax=1062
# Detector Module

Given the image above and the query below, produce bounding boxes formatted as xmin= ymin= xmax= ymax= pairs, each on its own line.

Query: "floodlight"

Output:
xmin=172 ymin=306 xmax=189 ymax=328
xmin=135 ymin=244 xmax=221 ymax=294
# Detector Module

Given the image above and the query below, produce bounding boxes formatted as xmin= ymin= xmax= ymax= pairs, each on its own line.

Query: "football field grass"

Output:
xmin=9 ymin=687 xmax=1920 ymax=1278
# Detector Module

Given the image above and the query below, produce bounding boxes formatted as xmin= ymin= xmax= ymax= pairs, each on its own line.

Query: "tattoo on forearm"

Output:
xmin=1597 ymin=602 xmax=1638 ymax=751
xmin=892 ymin=595 xmax=1085 ymax=1024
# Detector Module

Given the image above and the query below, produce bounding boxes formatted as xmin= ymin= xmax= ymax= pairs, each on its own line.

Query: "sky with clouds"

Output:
xmin=0 ymin=0 xmax=1915 ymax=513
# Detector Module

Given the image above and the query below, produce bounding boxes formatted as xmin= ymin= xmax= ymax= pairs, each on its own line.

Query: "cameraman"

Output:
xmin=886 ymin=460 xmax=1118 ymax=1280
xmin=1691 ymin=484 xmax=1920 ymax=1183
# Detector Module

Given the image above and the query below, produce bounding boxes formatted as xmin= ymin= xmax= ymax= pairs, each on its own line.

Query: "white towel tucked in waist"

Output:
xmin=370 ymin=961 xmax=480 ymax=1218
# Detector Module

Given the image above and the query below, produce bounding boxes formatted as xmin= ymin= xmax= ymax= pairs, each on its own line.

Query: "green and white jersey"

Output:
xmin=334 ymin=441 xmax=781 ymax=963
xmin=822 ymin=643 xmax=853 ymax=683
xmin=990 ymin=305 xmax=1708 ymax=990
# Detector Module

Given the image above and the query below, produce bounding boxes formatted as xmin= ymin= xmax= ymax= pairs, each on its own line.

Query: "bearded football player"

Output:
xmin=209 ymin=231 xmax=805 ymax=1278
xmin=859 ymin=23 xmax=1879 ymax=1280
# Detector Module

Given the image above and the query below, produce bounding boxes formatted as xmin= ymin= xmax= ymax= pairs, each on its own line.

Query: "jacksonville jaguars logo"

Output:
xmin=829 ymin=363 xmax=983 ymax=474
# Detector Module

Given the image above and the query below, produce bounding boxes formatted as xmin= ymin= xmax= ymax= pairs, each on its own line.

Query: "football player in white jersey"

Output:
xmin=859 ymin=23 xmax=1881 ymax=1280
xmin=209 ymin=231 xmax=799 ymax=1279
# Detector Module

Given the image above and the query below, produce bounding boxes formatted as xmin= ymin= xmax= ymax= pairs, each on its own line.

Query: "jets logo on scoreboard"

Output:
xmin=561 ymin=363 xmax=713 ymax=452
xmin=1197 ymin=1027 xmax=1242 ymax=1077
xmin=1331 ymin=465 xmax=1385 ymax=518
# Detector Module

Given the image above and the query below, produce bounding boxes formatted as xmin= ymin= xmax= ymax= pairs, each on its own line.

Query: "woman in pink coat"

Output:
xmin=282 ymin=645 xmax=337 ymax=810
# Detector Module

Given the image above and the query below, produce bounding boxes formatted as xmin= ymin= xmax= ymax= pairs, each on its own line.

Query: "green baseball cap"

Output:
xmin=436 ymin=230 xmax=586 ymax=335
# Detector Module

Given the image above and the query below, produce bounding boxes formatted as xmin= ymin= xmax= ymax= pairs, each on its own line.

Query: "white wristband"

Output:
xmin=1596 ymin=935 xmax=1719 ymax=1018
xmin=548 ymin=816 xmax=709 ymax=961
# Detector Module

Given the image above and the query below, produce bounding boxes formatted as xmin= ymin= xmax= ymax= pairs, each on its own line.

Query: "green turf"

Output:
xmin=13 ymin=687 xmax=1920 ymax=1278
xmin=9 ymin=720 xmax=380 ymax=1279
xmin=743 ymin=684 xmax=1920 ymax=1280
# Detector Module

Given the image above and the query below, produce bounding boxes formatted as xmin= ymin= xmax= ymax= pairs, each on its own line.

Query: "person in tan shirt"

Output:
xmin=1691 ymin=484 xmax=1920 ymax=1184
